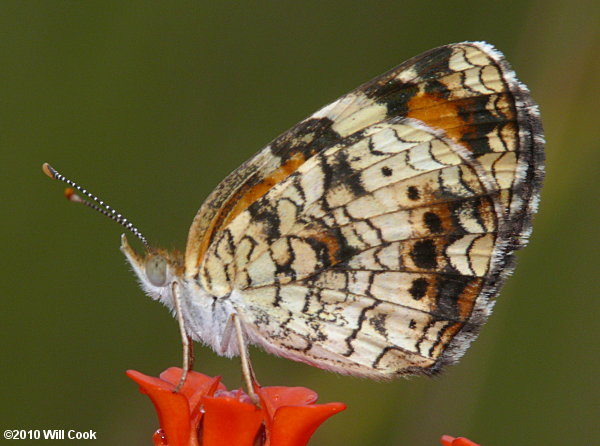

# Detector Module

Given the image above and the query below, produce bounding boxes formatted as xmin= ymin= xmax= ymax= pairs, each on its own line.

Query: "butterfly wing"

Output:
xmin=187 ymin=41 xmax=544 ymax=377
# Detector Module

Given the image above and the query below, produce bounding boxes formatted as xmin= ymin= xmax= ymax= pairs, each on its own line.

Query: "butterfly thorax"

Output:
xmin=120 ymin=234 xmax=241 ymax=356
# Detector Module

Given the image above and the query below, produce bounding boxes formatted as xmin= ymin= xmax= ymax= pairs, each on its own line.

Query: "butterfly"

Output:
xmin=45 ymin=41 xmax=544 ymax=392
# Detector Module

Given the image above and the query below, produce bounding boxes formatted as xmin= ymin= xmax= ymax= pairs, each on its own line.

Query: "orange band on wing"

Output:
xmin=407 ymin=92 xmax=475 ymax=149
xmin=196 ymin=152 xmax=307 ymax=267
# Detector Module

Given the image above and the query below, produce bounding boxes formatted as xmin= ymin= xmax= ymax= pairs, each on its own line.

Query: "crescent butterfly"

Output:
xmin=45 ymin=41 xmax=544 ymax=384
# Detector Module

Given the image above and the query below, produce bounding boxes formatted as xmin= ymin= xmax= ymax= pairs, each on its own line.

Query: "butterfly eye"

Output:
xmin=145 ymin=255 xmax=168 ymax=287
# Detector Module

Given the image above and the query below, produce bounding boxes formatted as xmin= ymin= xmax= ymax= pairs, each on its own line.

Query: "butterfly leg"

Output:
xmin=171 ymin=282 xmax=194 ymax=392
xmin=232 ymin=313 xmax=260 ymax=406
xmin=220 ymin=314 xmax=235 ymax=351
xmin=187 ymin=334 xmax=195 ymax=371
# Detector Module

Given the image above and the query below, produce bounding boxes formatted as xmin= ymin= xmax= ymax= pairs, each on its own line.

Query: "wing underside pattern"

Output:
xmin=188 ymin=41 xmax=544 ymax=377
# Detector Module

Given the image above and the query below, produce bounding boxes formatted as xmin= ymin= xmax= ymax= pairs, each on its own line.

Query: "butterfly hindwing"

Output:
xmin=214 ymin=118 xmax=498 ymax=377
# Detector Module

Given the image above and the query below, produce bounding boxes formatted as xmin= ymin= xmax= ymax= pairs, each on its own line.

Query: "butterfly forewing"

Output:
xmin=186 ymin=41 xmax=544 ymax=377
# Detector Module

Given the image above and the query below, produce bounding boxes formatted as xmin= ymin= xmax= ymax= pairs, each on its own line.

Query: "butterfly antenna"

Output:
xmin=42 ymin=163 xmax=149 ymax=248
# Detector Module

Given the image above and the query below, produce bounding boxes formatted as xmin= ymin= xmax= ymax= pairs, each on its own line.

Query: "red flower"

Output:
xmin=440 ymin=435 xmax=480 ymax=446
xmin=127 ymin=367 xmax=346 ymax=446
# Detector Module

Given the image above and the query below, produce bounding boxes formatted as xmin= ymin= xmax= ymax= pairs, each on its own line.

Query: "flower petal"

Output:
xmin=159 ymin=368 xmax=226 ymax=400
xmin=258 ymin=386 xmax=319 ymax=421
xmin=269 ymin=402 xmax=346 ymax=446
xmin=126 ymin=370 xmax=193 ymax=446
xmin=200 ymin=395 xmax=264 ymax=446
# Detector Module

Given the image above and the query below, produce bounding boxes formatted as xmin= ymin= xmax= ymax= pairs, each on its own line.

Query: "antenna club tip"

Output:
xmin=64 ymin=187 xmax=75 ymax=200
xmin=64 ymin=188 xmax=83 ymax=203
xmin=42 ymin=163 xmax=57 ymax=179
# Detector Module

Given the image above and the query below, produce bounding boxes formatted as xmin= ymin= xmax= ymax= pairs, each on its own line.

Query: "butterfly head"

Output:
xmin=120 ymin=234 xmax=183 ymax=308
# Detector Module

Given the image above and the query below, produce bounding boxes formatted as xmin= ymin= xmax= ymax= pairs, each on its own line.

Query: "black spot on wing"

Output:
xmin=410 ymin=239 xmax=437 ymax=269
xmin=409 ymin=278 xmax=428 ymax=300
xmin=424 ymin=212 xmax=443 ymax=233
xmin=407 ymin=186 xmax=420 ymax=200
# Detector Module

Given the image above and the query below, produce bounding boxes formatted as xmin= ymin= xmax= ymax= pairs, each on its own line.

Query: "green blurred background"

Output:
xmin=2 ymin=1 xmax=598 ymax=445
